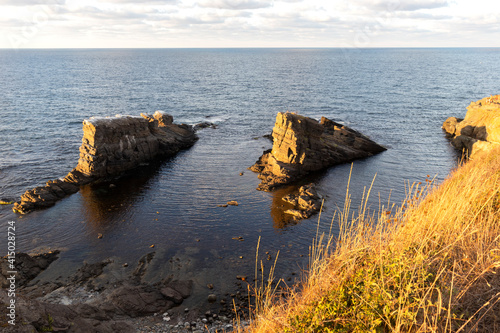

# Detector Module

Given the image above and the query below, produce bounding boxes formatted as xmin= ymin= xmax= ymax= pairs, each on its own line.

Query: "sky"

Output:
xmin=0 ymin=0 xmax=499 ymax=48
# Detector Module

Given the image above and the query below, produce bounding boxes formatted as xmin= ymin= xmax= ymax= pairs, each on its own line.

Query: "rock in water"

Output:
xmin=13 ymin=111 xmax=197 ymax=214
xmin=283 ymin=183 xmax=322 ymax=221
xmin=250 ymin=112 xmax=386 ymax=191
xmin=443 ymin=95 xmax=500 ymax=158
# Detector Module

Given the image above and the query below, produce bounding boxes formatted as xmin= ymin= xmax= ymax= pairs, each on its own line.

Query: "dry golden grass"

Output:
xmin=239 ymin=147 xmax=500 ymax=333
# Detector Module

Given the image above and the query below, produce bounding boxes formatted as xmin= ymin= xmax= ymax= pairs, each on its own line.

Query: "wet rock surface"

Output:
xmin=443 ymin=95 xmax=500 ymax=158
xmin=250 ymin=112 xmax=386 ymax=191
xmin=13 ymin=111 xmax=197 ymax=214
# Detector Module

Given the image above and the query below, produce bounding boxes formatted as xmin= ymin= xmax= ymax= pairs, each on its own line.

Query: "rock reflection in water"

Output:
xmin=269 ymin=185 xmax=301 ymax=229
xmin=79 ymin=163 xmax=163 ymax=232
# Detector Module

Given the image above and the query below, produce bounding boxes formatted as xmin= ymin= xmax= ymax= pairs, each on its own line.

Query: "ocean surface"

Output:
xmin=1 ymin=48 xmax=499 ymax=309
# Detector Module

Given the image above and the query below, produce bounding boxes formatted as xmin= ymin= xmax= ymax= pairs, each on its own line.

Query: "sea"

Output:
xmin=0 ymin=48 xmax=499 ymax=309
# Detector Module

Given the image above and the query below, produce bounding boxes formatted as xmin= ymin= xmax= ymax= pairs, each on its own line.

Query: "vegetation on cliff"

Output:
xmin=243 ymin=147 xmax=500 ymax=332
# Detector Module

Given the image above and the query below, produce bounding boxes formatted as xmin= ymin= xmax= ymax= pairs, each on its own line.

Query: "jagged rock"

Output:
xmin=13 ymin=111 xmax=197 ymax=214
xmin=0 ymin=251 xmax=60 ymax=288
xmin=443 ymin=95 xmax=500 ymax=157
xmin=193 ymin=121 xmax=217 ymax=131
xmin=283 ymin=183 xmax=322 ymax=221
xmin=250 ymin=112 xmax=386 ymax=191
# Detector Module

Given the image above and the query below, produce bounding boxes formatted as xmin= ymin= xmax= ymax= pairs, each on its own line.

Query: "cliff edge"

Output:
xmin=443 ymin=95 xmax=500 ymax=157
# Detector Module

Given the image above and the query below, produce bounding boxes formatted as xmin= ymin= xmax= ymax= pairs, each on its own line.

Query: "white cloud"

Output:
xmin=0 ymin=0 xmax=499 ymax=48
xmin=0 ymin=0 xmax=65 ymax=5
xmin=197 ymin=0 xmax=271 ymax=10
xmin=352 ymin=0 xmax=449 ymax=12
xmin=97 ymin=0 xmax=177 ymax=3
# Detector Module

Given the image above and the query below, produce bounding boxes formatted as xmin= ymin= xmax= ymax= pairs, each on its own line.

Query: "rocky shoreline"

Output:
xmin=3 ymin=111 xmax=389 ymax=331
xmin=1 ymin=251 xmax=249 ymax=332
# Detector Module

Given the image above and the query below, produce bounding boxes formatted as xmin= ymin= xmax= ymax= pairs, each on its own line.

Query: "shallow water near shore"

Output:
xmin=1 ymin=48 xmax=500 ymax=311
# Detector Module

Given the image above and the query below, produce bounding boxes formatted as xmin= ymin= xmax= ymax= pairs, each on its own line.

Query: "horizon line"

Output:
xmin=1 ymin=46 xmax=500 ymax=50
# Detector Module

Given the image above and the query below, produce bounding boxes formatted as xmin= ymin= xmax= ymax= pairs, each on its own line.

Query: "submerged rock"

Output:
xmin=443 ymin=95 xmax=500 ymax=157
xmin=250 ymin=112 xmax=386 ymax=191
xmin=193 ymin=121 xmax=217 ymax=131
xmin=13 ymin=111 xmax=197 ymax=214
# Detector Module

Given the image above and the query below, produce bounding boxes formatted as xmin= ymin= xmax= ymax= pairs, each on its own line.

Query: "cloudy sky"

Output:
xmin=0 ymin=0 xmax=499 ymax=48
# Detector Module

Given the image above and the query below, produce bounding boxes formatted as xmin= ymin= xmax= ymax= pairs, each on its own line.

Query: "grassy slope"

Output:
xmin=244 ymin=147 xmax=500 ymax=333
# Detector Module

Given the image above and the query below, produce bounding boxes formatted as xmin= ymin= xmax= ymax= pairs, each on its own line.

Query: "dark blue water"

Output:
xmin=0 ymin=48 xmax=499 ymax=308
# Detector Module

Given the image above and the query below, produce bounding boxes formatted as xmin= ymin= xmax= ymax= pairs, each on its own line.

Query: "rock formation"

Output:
xmin=282 ymin=183 xmax=322 ymax=221
xmin=250 ymin=112 xmax=386 ymax=191
xmin=443 ymin=95 xmax=500 ymax=157
xmin=13 ymin=111 xmax=197 ymax=214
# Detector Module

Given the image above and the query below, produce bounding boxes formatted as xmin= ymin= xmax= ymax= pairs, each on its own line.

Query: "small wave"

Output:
xmin=0 ymin=164 xmax=16 ymax=171
xmin=178 ymin=114 xmax=230 ymax=125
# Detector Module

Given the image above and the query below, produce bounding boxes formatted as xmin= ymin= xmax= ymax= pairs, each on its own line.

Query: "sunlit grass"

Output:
xmin=238 ymin=147 xmax=500 ymax=333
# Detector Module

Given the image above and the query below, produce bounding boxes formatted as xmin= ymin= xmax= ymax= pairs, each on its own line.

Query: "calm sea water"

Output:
xmin=1 ymin=48 xmax=499 ymax=308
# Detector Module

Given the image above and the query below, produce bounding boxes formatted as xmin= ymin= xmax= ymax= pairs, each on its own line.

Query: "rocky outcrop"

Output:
xmin=443 ymin=95 xmax=500 ymax=157
xmin=250 ymin=112 xmax=386 ymax=191
xmin=282 ymin=183 xmax=322 ymax=221
xmin=13 ymin=111 xmax=197 ymax=214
